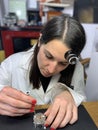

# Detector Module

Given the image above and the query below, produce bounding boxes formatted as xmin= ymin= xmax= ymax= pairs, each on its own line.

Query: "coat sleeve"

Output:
xmin=0 ymin=56 xmax=12 ymax=90
xmin=51 ymin=62 xmax=86 ymax=107
xmin=68 ymin=61 xmax=87 ymax=106
xmin=0 ymin=52 xmax=22 ymax=90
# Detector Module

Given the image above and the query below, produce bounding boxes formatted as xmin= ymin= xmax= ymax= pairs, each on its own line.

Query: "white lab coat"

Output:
xmin=0 ymin=45 xmax=86 ymax=106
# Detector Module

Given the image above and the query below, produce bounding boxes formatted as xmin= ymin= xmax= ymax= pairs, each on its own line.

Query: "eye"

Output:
xmin=45 ymin=53 xmax=53 ymax=59
xmin=59 ymin=62 xmax=69 ymax=66
xmin=44 ymin=50 xmax=54 ymax=60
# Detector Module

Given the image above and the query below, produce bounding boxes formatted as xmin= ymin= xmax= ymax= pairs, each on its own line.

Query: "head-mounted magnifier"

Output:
xmin=64 ymin=50 xmax=78 ymax=65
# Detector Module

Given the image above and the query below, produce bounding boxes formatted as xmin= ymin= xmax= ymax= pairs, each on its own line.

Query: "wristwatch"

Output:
xmin=33 ymin=112 xmax=46 ymax=129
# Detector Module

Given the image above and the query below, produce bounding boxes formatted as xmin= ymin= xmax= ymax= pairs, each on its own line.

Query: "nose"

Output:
xmin=48 ymin=61 xmax=58 ymax=74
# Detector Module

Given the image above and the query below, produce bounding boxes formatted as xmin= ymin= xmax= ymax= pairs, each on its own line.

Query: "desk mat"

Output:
xmin=0 ymin=105 xmax=97 ymax=130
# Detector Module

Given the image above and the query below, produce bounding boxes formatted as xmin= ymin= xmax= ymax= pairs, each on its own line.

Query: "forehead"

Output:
xmin=43 ymin=39 xmax=70 ymax=60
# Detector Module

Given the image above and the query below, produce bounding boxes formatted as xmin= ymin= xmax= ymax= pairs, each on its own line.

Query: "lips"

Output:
xmin=42 ymin=70 xmax=51 ymax=77
xmin=43 ymin=71 xmax=50 ymax=77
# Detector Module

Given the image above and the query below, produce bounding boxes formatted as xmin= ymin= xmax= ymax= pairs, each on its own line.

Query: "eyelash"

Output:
xmin=45 ymin=54 xmax=53 ymax=59
xmin=59 ymin=62 xmax=68 ymax=66
xmin=45 ymin=54 xmax=68 ymax=66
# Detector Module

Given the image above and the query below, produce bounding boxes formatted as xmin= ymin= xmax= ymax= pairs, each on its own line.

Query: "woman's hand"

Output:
xmin=0 ymin=86 xmax=37 ymax=116
xmin=44 ymin=91 xmax=78 ymax=130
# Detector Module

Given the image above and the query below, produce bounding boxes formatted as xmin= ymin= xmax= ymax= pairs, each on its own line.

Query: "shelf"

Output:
xmin=41 ymin=2 xmax=70 ymax=8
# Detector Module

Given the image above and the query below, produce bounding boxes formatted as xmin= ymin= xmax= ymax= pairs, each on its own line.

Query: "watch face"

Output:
xmin=33 ymin=112 xmax=46 ymax=129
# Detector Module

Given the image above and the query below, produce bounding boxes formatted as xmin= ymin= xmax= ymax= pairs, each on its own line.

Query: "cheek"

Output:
xmin=37 ymin=49 xmax=47 ymax=68
xmin=58 ymin=65 xmax=69 ymax=72
xmin=58 ymin=67 xmax=65 ymax=72
xmin=37 ymin=51 xmax=42 ymax=68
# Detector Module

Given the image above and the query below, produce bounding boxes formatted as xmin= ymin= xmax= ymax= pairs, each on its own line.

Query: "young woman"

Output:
xmin=0 ymin=14 xmax=86 ymax=130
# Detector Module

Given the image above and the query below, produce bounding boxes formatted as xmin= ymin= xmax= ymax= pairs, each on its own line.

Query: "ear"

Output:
xmin=38 ymin=33 xmax=42 ymax=47
xmin=39 ymin=33 xmax=42 ymax=40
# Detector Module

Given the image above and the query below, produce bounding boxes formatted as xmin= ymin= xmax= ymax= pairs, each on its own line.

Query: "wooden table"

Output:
xmin=83 ymin=101 xmax=98 ymax=127
xmin=35 ymin=102 xmax=98 ymax=128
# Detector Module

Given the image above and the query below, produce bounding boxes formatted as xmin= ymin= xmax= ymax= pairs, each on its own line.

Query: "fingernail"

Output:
xmin=30 ymin=107 xmax=34 ymax=112
xmin=50 ymin=127 xmax=55 ymax=130
xmin=44 ymin=124 xmax=49 ymax=127
xmin=32 ymin=104 xmax=35 ymax=107
xmin=32 ymin=100 xmax=37 ymax=104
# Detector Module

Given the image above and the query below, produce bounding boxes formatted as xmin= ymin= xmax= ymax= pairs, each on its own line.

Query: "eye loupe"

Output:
xmin=64 ymin=50 xmax=78 ymax=65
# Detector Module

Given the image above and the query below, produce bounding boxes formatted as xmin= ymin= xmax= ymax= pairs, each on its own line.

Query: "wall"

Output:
xmin=0 ymin=0 xmax=8 ymax=26
xmin=81 ymin=23 xmax=98 ymax=59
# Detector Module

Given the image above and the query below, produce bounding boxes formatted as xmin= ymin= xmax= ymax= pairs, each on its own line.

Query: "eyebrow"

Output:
xmin=44 ymin=49 xmax=52 ymax=56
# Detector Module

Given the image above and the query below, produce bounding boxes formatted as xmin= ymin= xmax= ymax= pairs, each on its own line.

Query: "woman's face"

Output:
xmin=37 ymin=39 xmax=70 ymax=77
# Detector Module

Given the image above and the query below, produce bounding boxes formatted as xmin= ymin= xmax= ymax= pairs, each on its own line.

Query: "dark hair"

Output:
xmin=29 ymin=14 xmax=86 ymax=89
